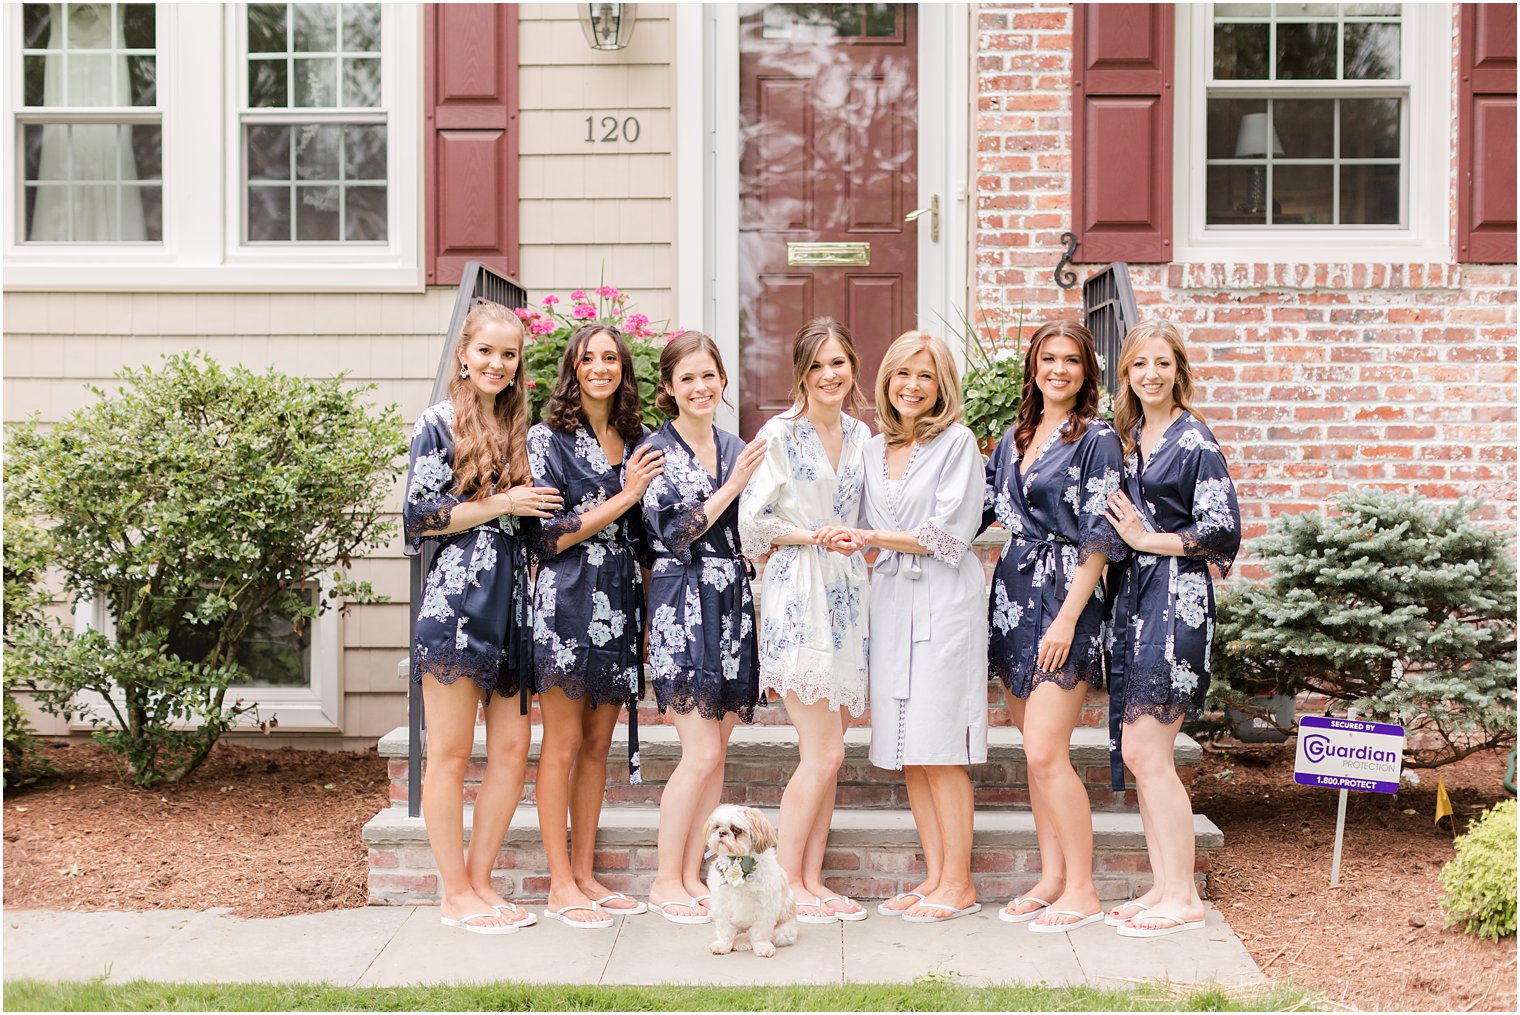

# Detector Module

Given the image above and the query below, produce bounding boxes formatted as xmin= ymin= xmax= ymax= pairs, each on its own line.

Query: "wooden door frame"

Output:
xmin=674 ymin=4 xmax=969 ymax=433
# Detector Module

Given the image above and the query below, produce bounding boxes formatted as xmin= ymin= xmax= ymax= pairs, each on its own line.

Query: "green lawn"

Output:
xmin=3 ymin=979 xmax=1323 ymax=1012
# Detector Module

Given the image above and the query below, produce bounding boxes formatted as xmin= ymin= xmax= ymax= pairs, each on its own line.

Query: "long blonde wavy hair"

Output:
xmin=448 ymin=299 xmax=530 ymax=498
xmin=1113 ymin=320 xmax=1205 ymax=458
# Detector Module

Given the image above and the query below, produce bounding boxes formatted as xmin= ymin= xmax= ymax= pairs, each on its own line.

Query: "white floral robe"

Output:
xmin=737 ymin=412 xmax=870 ymax=717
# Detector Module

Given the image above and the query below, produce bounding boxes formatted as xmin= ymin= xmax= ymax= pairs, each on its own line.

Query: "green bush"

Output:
xmin=1441 ymin=798 xmax=1517 ymax=940
xmin=943 ymin=304 xmax=1025 ymax=451
xmin=1210 ymin=490 xmax=1516 ymax=766
xmin=2 ymin=510 xmax=57 ymax=789
xmin=5 ymin=353 xmax=404 ymax=787
xmin=515 ymin=286 xmax=668 ymax=430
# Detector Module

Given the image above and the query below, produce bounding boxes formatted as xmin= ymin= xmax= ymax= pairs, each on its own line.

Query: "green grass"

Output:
xmin=3 ymin=979 xmax=1324 ymax=1012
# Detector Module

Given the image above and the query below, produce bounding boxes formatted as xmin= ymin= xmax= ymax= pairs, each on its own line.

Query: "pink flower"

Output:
xmin=597 ymin=285 xmax=619 ymax=300
xmin=530 ymin=319 xmax=556 ymax=335
xmin=514 ymin=306 xmax=540 ymax=322
xmin=624 ymin=312 xmax=649 ymax=331
xmin=570 ymin=289 xmax=587 ymax=302
xmin=541 ymin=294 xmax=560 ymax=307
xmin=571 ymin=303 xmax=597 ymax=320
xmin=524 ymin=378 xmax=538 ymax=389
xmin=663 ymin=329 xmax=686 ymax=346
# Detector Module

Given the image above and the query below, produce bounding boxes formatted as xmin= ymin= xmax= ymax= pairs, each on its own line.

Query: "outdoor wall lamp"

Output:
xmin=579 ymin=3 xmax=637 ymax=51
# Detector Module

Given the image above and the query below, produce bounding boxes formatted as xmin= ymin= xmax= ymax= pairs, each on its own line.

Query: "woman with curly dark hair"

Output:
xmin=983 ymin=320 xmax=1127 ymax=932
xmin=528 ymin=323 xmax=664 ymax=928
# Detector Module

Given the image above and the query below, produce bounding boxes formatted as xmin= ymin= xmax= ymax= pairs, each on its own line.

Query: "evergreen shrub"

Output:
xmin=1440 ymin=798 xmax=1517 ymax=940
xmin=5 ymin=353 xmax=404 ymax=786
xmin=1210 ymin=490 xmax=1516 ymax=767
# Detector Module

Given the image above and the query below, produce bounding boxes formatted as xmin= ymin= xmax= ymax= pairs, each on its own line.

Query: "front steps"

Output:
xmin=378 ymin=723 xmax=1200 ymax=811
xmin=364 ymin=803 xmax=1220 ymax=906
xmin=365 ymin=722 xmax=1219 ymax=906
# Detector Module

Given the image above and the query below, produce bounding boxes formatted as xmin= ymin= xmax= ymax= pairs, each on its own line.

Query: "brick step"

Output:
xmin=379 ymin=724 xmax=1201 ymax=812
xmin=363 ymin=803 xmax=1220 ymax=907
xmin=396 ymin=659 xmax=1108 ymax=729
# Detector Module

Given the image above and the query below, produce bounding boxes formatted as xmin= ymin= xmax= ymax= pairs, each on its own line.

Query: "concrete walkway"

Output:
xmin=3 ymin=905 xmax=1262 ymax=988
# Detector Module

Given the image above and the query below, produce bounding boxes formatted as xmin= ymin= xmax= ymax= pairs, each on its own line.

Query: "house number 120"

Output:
xmin=584 ymin=115 xmax=641 ymax=143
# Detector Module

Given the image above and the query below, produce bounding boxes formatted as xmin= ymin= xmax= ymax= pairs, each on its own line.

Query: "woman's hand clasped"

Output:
xmin=501 ymin=486 xmax=564 ymax=519
xmin=812 ymin=526 xmax=866 ymax=555
xmin=1104 ymin=490 xmax=1149 ymax=551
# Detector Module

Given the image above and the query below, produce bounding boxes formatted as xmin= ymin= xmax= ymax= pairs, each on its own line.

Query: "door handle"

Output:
xmin=905 ymin=195 xmax=939 ymax=243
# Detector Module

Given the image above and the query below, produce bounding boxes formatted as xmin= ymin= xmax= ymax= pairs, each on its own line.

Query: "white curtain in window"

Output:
xmin=32 ymin=3 xmax=146 ymax=241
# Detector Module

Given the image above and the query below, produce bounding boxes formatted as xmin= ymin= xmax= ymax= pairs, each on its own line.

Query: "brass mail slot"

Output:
xmin=786 ymin=241 xmax=871 ymax=267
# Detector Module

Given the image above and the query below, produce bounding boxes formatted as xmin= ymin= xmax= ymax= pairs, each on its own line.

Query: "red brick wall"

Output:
xmin=973 ymin=4 xmax=1517 ymax=552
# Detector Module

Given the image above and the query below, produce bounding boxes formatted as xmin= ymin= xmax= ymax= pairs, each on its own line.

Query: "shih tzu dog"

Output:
xmin=704 ymin=804 xmax=798 ymax=957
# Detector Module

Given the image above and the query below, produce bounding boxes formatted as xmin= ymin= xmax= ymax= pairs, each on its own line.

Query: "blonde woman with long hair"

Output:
xmin=403 ymin=299 xmax=563 ymax=933
xmin=1103 ymin=321 xmax=1240 ymax=938
xmin=855 ymin=331 xmax=989 ymax=924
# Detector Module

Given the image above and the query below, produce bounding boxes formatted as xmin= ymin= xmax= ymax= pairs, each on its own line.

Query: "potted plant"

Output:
xmin=947 ymin=303 xmax=1025 ymax=456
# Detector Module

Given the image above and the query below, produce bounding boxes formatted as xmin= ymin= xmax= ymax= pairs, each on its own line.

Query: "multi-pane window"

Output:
xmin=1206 ymin=3 xmax=1404 ymax=228
xmin=19 ymin=3 xmax=162 ymax=242
xmin=242 ymin=3 xmax=388 ymax=243
xmin=758 ymin=4 xmax=904 ymax=43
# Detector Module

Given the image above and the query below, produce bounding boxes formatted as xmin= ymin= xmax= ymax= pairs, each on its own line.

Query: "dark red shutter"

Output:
xmin=1071 ymin=4 xmax=1174 ymax=263
xmin=1458 ymin=4 xmax=1517 ymax=264
xmin=425 ymin=4 xmax=519 ymax=285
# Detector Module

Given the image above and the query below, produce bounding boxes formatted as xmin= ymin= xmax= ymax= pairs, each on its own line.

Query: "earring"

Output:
xmin=459 ymin=366 xmax=468 ymax=378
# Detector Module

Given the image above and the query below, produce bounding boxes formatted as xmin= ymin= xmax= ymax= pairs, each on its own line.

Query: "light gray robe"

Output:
xmin=863 ymin=423 xmax=989 ymax=769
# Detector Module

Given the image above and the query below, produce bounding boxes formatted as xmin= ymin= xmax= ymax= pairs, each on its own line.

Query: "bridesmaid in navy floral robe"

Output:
xmin=637 ymin=332 xmax=768 ymax=923
xmin=982 ymin=321 xmax=1126 ymax=934
xmin=528 ymin=323 xmax=664 ymax=929
xmin=1103 ymin=321 xmax=1240 ymax=939
xmin=406 ymin=299 xmax=561 ymax=935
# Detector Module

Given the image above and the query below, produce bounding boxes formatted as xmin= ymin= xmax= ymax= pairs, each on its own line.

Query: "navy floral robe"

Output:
xmin=527 ymin=421 xmax=649 ymax=781
xmin=1107 ymin=411 xmax=1240 ymax=790
xmin=404 ymin=400 xmax=532 ymax=706
xmin=639 ymin=422 xmax=761 ymax=722
xmin=984 ymin=417 xmax=1127 ymax=698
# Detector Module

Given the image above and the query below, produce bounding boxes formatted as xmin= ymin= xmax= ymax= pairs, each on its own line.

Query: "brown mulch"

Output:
xmin=5 ymin=737 xmax=1517 ymax=1010
xmin=1192 ymin=743 xmax=1517 ymax=1012
xmin=3 ymin=741 xmax=386 ymax=919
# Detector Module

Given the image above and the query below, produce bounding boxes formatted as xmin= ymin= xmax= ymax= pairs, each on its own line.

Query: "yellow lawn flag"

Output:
xmin=1434 ymin=778 xmax=1453 ymax=827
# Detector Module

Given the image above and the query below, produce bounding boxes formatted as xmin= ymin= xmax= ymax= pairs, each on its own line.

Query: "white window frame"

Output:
xmin=1173 ymin=2 xmax=1452 ymax=263
xmin=3 ymin=2 xmax=422 ymax=291
xmin=69 ymin=580 xmax=343 ymax=734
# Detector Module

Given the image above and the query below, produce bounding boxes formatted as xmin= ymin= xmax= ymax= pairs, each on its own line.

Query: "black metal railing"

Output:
xmin=406 ymin=261 xmax=528 ymax=818
xmin=1082 ymin=261 xmax=1138 ymax=398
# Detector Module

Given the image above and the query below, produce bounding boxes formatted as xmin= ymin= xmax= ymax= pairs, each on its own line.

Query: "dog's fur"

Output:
xmin=704 ymin=805 xmax=798 ymax=957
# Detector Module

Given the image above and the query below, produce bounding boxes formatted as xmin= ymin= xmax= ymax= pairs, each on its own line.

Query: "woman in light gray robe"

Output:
xmin=856 ymin=332 xmax=988 ymax=924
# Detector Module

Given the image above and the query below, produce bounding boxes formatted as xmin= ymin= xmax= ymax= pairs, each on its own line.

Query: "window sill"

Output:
xmin=1 ymin=259 xmax=425 ymax=293
xmin=1163 ymin=260 xmax=1466 ymax=291
xmin=68 ymin=687 xmax=342 ymax=735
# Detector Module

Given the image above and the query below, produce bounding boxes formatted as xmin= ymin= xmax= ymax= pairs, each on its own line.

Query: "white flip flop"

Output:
xmin=441 ymin=911 xmax=519 ymax=935
xmin=901 ymin=900 xmax=983 ymax=924
xmin=1028 ymin=909 xmax=1105 ymax=933
xmin=997 ymin=895 xmax=1053 ymax=924
xmin=594 ymin=892 xmax=648 ymax=916
xmin=492 ymin=902 xmax=537 ymax=927
xmin=543 ymin=904 xmax=614 ymax=930
xmin=1104 ymin=900 xmax=1152 ymax=927
xmin=1116 ymin=912 xmax=1207 ymax=938
xmin=795 ymin=894 xmax=840 ymax=924
xmin=876 ymin=891 xmax=926 ymax=917
xmin=820 ymin=894 xmax=868 ymax=922
xmin=648 ymin=898 xmax=711 ymax=925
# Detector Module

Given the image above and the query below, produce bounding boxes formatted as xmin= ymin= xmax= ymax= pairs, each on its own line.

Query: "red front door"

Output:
xmin=737 ymin=4 xmax=919 ymax=438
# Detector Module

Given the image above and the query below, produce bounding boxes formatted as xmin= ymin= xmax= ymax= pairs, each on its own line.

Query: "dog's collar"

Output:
xmin=713 ymin=854 xmax=758 ymax=882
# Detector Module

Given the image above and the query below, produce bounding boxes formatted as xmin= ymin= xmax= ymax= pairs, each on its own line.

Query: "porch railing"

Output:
xmin=406 ymin=261 xmax=528 ymax=818
xmin=1081 ymin=262 xmax=1138 ymax=397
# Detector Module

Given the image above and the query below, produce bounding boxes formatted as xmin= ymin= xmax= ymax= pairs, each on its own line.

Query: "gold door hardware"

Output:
xmin=786 ymin=242 xmax=872 ymax=266
xmin=905 ymin=194 xmax=940 ymax=242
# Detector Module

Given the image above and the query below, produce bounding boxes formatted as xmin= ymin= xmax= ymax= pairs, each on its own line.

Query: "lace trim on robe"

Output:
xmin=411 ymin=643 xmax=523 ymax=702
xmin=532 ymin=511 xmax=584 ymax=560
xmin=910 ymin=520 xmax=968 ymax=568
xmin=758 ymin=664 xmax=866 ymax=718
xmin=1179 ymin=526 xmax=1237 ymax=577
xmin=652 ymin=673 xmax=758 ymax=724
xmin=534 ymin=658 xmax=639 ymax=708
xmin=740 ymin=517 xmax=792 ymax=562
xmin=660 ymin=504 xmax=710 ymax=565
xmin=990 ymin=652 xmax=1105 ymax=700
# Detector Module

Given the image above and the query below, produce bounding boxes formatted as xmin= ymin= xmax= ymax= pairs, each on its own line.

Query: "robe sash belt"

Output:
xmin=872 ymin=548 xmax=930 ymax=700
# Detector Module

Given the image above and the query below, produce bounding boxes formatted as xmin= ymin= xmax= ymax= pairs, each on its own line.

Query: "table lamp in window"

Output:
xmin=1234 ymin=112 xmax=1283 ymax=217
